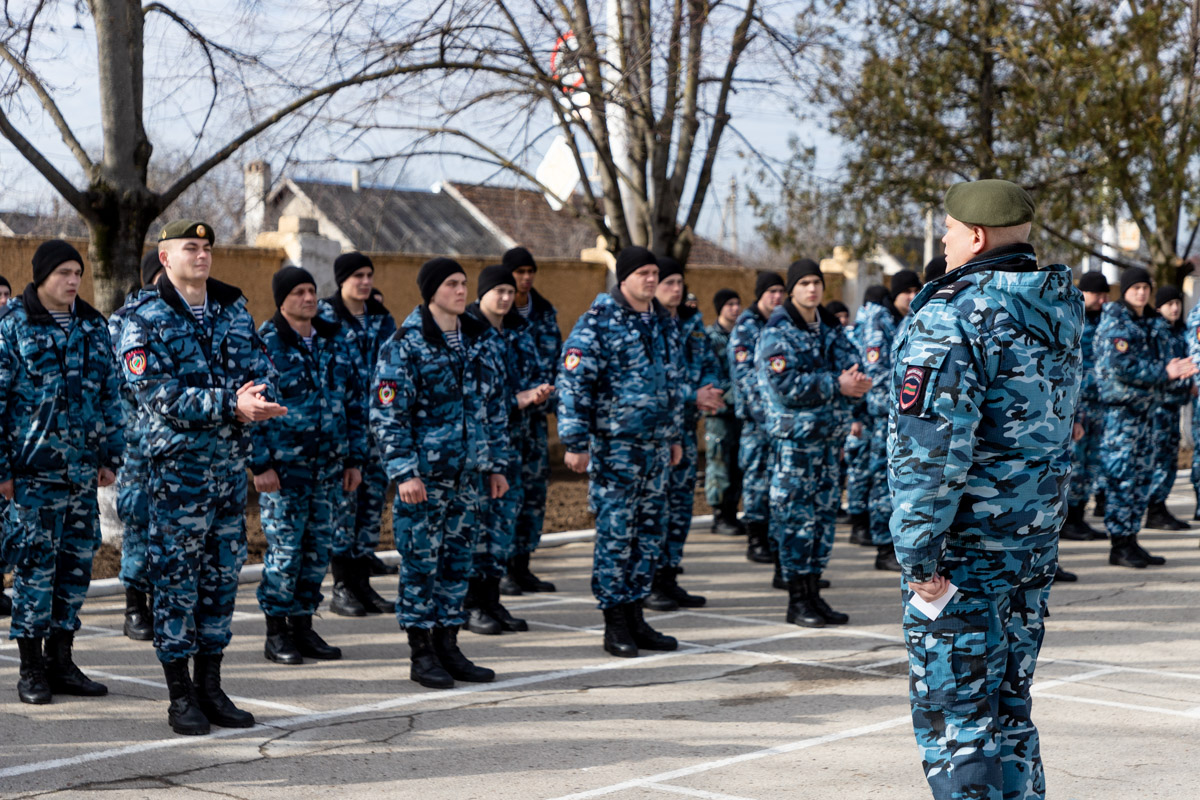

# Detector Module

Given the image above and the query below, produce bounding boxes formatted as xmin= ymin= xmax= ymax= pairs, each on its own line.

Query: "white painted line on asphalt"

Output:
xmin=858 ymin=655 xmax=910 ymax=670
xmin=1035 ymin=692 xmax=1200 ymax=719
xmin=1031 ymin=667 xmax=1118 ymax=693
xmin=1042 ymin=657 xmax=1200 ymax=683
xmin=645 ymin=782 xmax=760 ymax=800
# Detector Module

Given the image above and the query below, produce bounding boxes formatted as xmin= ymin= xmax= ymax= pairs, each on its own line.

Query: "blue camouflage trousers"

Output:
xmin=662 ymin=417 xmax=699 ymax=570
xmin=116 ymin=454 xmax=152 ymax=594
xmin=1 ymin=481 xmax=99 ymax=639
xmin=769 ymin=439 xmax=840 ymax=579
xmin=333 ymin=442 xmax=388 ymax=560
xmin=1149 ymin=404 xmax=1183 ymax=506
xmin=844 ymin=421 xmax=871 ymax=516
xmin=1192 ymin=400 xmax=1200 ymax=502
xmin=903 ymin=545 xmax=1056 ymax=800
xmin=514 ymin=411 xmax=551 ymax=555
xmin=588 ymin=437 xmax=670 ymax=609
xmin=147 ymin=459 xmax=248 ymax=663
xmin=703 ymin=414 xmax=742 ymax=511
xmin=1099 ymin=405 xmax=1155 ymax=538
xmin=867 ymin=417 xmax=894 ymax=546
xmin=257 ymin=479 xmax=340 ymax=617
xmin=393 ymin=474 xmax=479 ymax=630
xmin=1067 ymin=400 xmax=1104 ymax=508
xmin=474 ymin=459 xmax=523 ymax=579
xmin=738 ymin=421 xmax=772 ymax=526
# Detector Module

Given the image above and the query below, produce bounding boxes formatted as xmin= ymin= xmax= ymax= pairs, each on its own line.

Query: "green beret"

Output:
xmin=158 ymin=219 xmax=215 ymax=244
xmin=944 ymin=179 xmax=1034 ymax=227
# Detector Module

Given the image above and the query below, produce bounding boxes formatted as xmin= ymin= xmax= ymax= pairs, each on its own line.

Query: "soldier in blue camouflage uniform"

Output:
xmin=644 ymin=257 xmax=725 ymax=612
xmin=371 ymin=258 xmax=511 ymax=689
xmin=845 ymin=286 xmax=890 ymax=546
xmin=557 ymin=246 xmax=685 ymax=659
xmin=729 ymin=271 xmax=786 ymax=566
xmin=251 ymin=267 xmax=368 ymax=665
xmin=1095 ymin=267 xmax=1195 ymax=569
xmin=318 ymin=252 xmax=399 ymax=617
xmin=704 ymin=289 xmax=744 ymax=536
xmin=463 ymin=265 xmax=554 ymax=635
xmin=1186 ymin=298 xmax=1200 ymax=521
xmin=757 ymin=260 xmax=869 ymax=628
xmin=0 ymin=273 xmax=11 ymax=620
xmin=1145 ymin=284 xmax=1192 ymax=530
xmin=0 ymin=240 xmax=124 ymax=705
xmin=118 ymin=220 xmax=284 ymax=735
xmin=1061 ymin=271 xmax=1110 ymax=542
xmin=500 ymin=247 xmax=562 ymax=595
xmin=890 ymin=181 xmax=1083 ymax=800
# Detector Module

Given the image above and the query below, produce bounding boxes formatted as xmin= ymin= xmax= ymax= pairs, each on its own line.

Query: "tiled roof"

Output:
xmin=0 ymin=211 xmax=90 ymax=239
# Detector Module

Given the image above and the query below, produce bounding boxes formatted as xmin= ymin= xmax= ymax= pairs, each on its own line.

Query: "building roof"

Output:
xmin=0 ymin=211 xmax=89 ymax=239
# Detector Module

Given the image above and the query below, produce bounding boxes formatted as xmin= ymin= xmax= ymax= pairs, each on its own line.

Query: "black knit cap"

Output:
xmin=826 ymin=300 xmax=849 ymax=316
xmin=755 ymin=271 xmax=784 ymax=300
xmin=1120 ymin=267 xmax=1152 ymax=295
xmin=477 ymin=264 xmax=516 ymax=299
xmin=657 ymin=256 xmax=684 ymax=281
xmin=786 ymin=259 xmax=822 ymax=292
xmin=614 ymin=246 xmax=656 ymax=284
xmin=713 ymin=288 xmax=740 ymax=312
xmin=863 ymin=285 xmax=890 ymax=305
xmin=890 ymin=269 xmax=922 ymax=300
xmin=0 ymin=274 xmax=9 ymax=292
xmin=272 ymin=266 xmax=316 ymax=308
xmin=924 ymin=256 xmax=947 ymax=282
xmin=141 ymin=251 xmax=163 ymax=285
xmin=1078 ymin=271 xmax=1109 ymax=293
xmin=31 ymin=239 xmax=84 ymax=286
xmin=334 ymin=252 xmax=374 ymax=286
xmin=418 ymin=257 xmax=467 ymax=303
xmin=502 ymin=247 xmax=537 ymax=272
xmin=1155 ymin=285 xmax=1183 ymax=307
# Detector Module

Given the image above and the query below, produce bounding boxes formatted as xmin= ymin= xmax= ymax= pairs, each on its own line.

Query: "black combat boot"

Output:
xmin=507 ymin=552 xmax=556 ymax=592
xmin=465 ymin=578 xmax=502 ymax=635
xmin=1054 ymin=564 xmax=1078 ymax=582
xmin=875 ymin=543 xmax=903 ymax=573
xmin=643 ymin=567 xmax=680 ymax=611
xmin=193 ymin=653 xmax=255 ymax=728
xmin=123 ymin=587 xmax=153 ymax=641
xmin=162 ymin=659 xmax=210 ymax=735
xmin=44 ymin=630 xmax=107 ymax=696
xmin=602 ymin=606 xmax=638 ymax=658
xmin=365 ymin=550 xmax=398 ymax=575
xmin=1108 ymin=536 xmax=1149 ymax=568
xmin=785 ymin=576 xmax=825 ymax=628
xmin=406 ymin=628 xmax=454 ymax=689
xmin=711 ymin=514 xmax=741 ymax=536
xmin=662 ymin=566 xmax=706 ymax=607
xmin=1093 ymin=490 xmax=1107 ymax=518
xmin=1130 ymin=535 xmax=1166 ymax=566
xmin=431 ymin=625 xmax=495 ymax=682
xmin=353 ymin=558 xmax=396 ymax=613
xmin=772 ymin=556 xmax=786 ymax=590
xmin=1061 ymin=505 xmax=1103 ymax=541
xmin=16 ymin=638 xmax=52 ymax=704
xmin=848 ymin=512 xmax=870 ymax=546
xmin=481 ymin=576 xmax=528 ymax=632
xmin=289 ymin=615 xmax=342 ymax=659
xmin=329 ymin=556 xmax=367 ymax=617
xmin=745 ymin=521 xmax=773 ymax=564
xmin=808 ymin=574 xmax=849 ymax=624
xmin=0 ymin=589 xmax=11 ymax=617
xmin=624 ymin=603 xmax=678 ymax=651
xmin=263 ymin=615 xmax=303 ymax=665
xmin=1146 ymin=502 xmax=1190 ymax=531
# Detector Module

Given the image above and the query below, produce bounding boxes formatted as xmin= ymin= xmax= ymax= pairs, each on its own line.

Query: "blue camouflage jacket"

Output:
xmin=466 ymin=302 xmax=546 ymax=460
xmin=856 ymin=300 xmax=898 ymax=419
xmin=0 ymin=285 xmax=125 ymax=486
xmin=705 ymin=320 xmax=738 ymax=419
xmin=250 ymin=314 xmax=367 ymax=485
xmin=887 ymin=245 xmax=1083 ymax=583
xmin=1095 ymin=302 xmax=1179 ymax=411
xmin=1153 ymin=317 xmax=1192 ymax=408
xmin=371 ymin=305 xmax=509 ymax=484
xmin=756 ymin=301 xmax=860 ymax=445
xmin=729 ymin=305 xmax=771 ymax=424
xmin=519 ymin=288 xmax=563 ymax=416
xmin=555 ymin=288 xmax=684 ymax=452
xmin=1077 ymin=308 xmax=1102 ymax=405
xmin=116 ymin=276 xmax=274 ymax=467
xmin=675 ymin=306 xmax=724 ymax=419
xmin=109 ymin=285 xmax=158 ymax=470
xmin=317 ymin=294 xmax=397 ymax=396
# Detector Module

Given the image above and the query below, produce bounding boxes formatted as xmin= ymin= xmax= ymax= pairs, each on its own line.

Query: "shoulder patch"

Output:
xmin=564 ymin=347 xmax=583 ymax=371
xmin=866 ymin=346 xmax=881 ymax=363
xmin=1113 ymin=337 xmax=1129 ymax=353
xmin=769 ymin=355 xmax=787 ymax=374
xmin=898 ymin=365 xmax=930 ymax=413
xmin=377 ymin=380 xmax=397 ymax=406
xmin=931 ymin=280 xmax=972 ymax=302
xmin=734 ymin=346 xmax=750 ymax=363
xmin=124 ymin=348 xmax=147 ymax=376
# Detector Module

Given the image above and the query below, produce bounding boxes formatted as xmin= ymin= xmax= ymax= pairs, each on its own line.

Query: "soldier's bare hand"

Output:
xmin=397 ymin=477 xmax=427 ymax=504
xmin=235 ymin=385 xmax=287 ymax=423
xmin=254 ymin=469 xmax=281 ymax=493
xmin=516 ymin=383 xmax=555 ymax=410
xmin=489 ymin=473 xmax=509 ymax=499
xmin=909 ymin=574 xmax=950 ymax=603
xmin=0 ymin=479 xmax=12 ymax=500
xmin=565 ymin=451 xmax=589 ymax=473
xmin=696 ymin=384 xmax=725 ymax=413
xmin=1072 ymin=422 xmax=1084 ymax=442
xmin=670 ymin=443 xmax=683 ymax=466
xmin=838 ymin=366 xmax=871 ymax=398
xmin=343 ymin=467 xmax=362 ymax=493
xmin=851 ymin=421 xmax=863 ymax=437
xmin=97 ymin=468 xmax=117 ymax=488
xmin=1167 ymin=357 xmax=1198 ymax=380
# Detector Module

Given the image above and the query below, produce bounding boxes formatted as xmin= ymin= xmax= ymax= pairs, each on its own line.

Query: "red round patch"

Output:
xmin=1113 ymin=337 xmax=1129 ymax=354
xmin=866 ymin=347 xmax=881 ymax=364
xmin=769 ymin=355 xmax=787 ymax=374
xmin=564 ymin=347 xmax=583 ymax=371
xmin=124 ymin=348 xmax=147 ymax=376
xmin=377 ymin=380 xmax=397 ymax=406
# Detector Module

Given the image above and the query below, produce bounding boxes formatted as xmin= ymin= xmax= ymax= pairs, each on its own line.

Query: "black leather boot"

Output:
xmin=662 ymin=566 xmax=707 ymax=607
xmin=875 ymin=543 xmax=903 ymax=573
xmin=772 ymin=556 xmax=786 ymax=590
xmin=431 ymin=625 xmax=495 ymax=682
xmin=44 ymin=630 xmax=107 ymax=696
xmin=1093 ymin=491 xmax=1106 ymax=518
xmin=643 ymin=567 xmax=680 ymax=611
xmin=123 ymin=588 xmax=153 ymax=641
xmin=785 ymin=576 xmax=825 ymax=628
xmin=1054 ymin=564 xmax=1078 ymax=582
xmin=407 ymin=628 xmax=453 ymax=689
xmin=263 ymin=614 xmax=303 ymax=665
xmin=329 ymin=556 xmax=367 ymax=617
xmin=1146 ymin=502 xmax=1190 ymax=531
xmin=625 ymin=603 xmax=678 ymax=651
xmin=16 ymin=637 xmax=52 ymax=704
xmin=353 ymin=558 xmax=396 ymax=613
xmin=482 ymin=576 xmax=528 ymax=632
xmin=162 ymin=659 xmax=210 ymax=735
xmin=193 ymin=653 xmax=255 ymax=728
xmin=1109 ymin=536 xmax=1149 ymax=568
xmin=745 ymin=521 xmax=773 ymax=564
xmin=602 ymin=606 xmax=638 ymax=658
xmin=711 ymin=515 xmax=742 ymax=536
xmin=1061 ymin=504 xmax=1101 ymax=540
xmin=289 ymin=615 xmax=342 ymax=659
xmin=808 ymin=574 xmax=849 ymax=624
xmin=365 ymin=550 xmax=398 ymax=575
xmin=848 ymin=512 xmax=870 ymax=546
xmin=465 ymin=578 xmax=502 ymax=635
xmin=0 ymin=589 xmax=11 ymax=617
xmin=508 ymin=552 xmax=556 ymax=592
xmin=1131 ymin=535 xmax=1166 ymax=566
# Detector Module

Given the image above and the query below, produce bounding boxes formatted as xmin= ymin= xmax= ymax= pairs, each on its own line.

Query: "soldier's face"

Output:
xmin=281 ymin=283 xmax=318 ymax=321
xmin=1082 ymin=291 xmax=1107 ymax=312
xmin=718 ymin=298 xmax=741 ymax=326
xmin=431 ymin=274 xmax=468 ymax=315
xmin=758 ymin=285 xmax=784 ymax=315
xmin=655 ymin=274 xmax=684 ymax=310
xmin=791 ymin=275 xmax=823 ymax=310
xmin=161 ymin=239 xmax=212 ymax=284
xmin=894 ymin=287 xmax=918 ymax=316
xmin=342 ymin=267 xmax=374 ymax=302
xmin=0 ymin=285 xmax=9 ymax=306
xmin=1160 ymin=298 xmax=1183 ymax=323
xmin=481 ymin=284 xmax=516 ymax=317
xmin=1124 ymin=282 xmax=1151 ymax=312
xmin=512 ymin=266 xmax=536 ymax=293
xmin=834 ymin=311 xmax=849 ymax=326
xmin=621 ymin=264 xmax=659 ymax=305
xmin=942 ymin=216 xmax=984 ymax=270
xmin=38 ymin=261 xmax=82 ymax=310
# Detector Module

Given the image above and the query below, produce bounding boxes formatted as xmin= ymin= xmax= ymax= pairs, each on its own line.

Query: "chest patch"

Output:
xmin=1113 ymin=337 xmax=1129 ymax=353
xmin=866 ymin=346 xmax=881 ymax=363
xmin=899 ymin=365 xmax=930 ymax=414
xmin=734 ymin=346 xmax=749 ymax=363
xmin=769 ymin=355 xmax=787 ymax=374
xmin=564 ymin=347 xmax=582 ymax=371
xmin=124 ymin=348 xmax=147 ymax=377
xmin=377 ymin=380 xmax=396 ymax=406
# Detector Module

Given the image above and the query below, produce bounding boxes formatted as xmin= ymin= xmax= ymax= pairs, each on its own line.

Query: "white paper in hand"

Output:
xmin=909 ymin=582 xmax=959 ymax=621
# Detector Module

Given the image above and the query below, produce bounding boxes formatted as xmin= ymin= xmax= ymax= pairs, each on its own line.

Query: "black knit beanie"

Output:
xmin=31 ymin=239 xmax=84 ymax=286
xmin=657 ymin=256 xmax=684 ymax=282
xmin=786 ymin=259 xmax=823 ymax=292
xmin=477 ymin=264 xmax=516 ymax=299
xmin=334 ymin=252 xmax=374 ymax=286
xmin=615 ymin=246 xmax=656 ymax=284
xmin=863 ymin=285 xmax=890 ymax=305
xmin=713 ymin=288 xmax=740 ymax=313
xmin=141 ymin=251 xmax=163 ymax=285
xmin=754 ymin=271 xmax=785 ymax=300
xmin=924 ymin=256 xmax=947 ymax=282
xmin=826 ymin=300 xmax=849 ymax=316
xmin=502 ymin=247 xmax=537 ymax=272
xmin=272 ymin=266 xmax=316 ymax=308
xmin=1120 ymin=267 xmax=1152 ymax=295
xmin=0 ymin=274 xmax=10 ymax=293
xmin=1155 ymin=285 xmax=1183 ymax=308
xmin=890 ymin=269 xmax=922 ymax=300
xmin=1078 ymin=271 xmax=1109 ymax=293
xmin=418 ymin=257 xmax=467 ymax=303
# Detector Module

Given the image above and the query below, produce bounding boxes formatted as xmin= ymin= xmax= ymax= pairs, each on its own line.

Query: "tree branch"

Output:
xmin=0 ymin=105 xmax=87 ymax=211
xmin=0 ymin=41 xmax=94 ymax=171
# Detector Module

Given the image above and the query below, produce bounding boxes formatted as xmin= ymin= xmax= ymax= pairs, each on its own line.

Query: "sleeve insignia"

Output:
xmin=866 ymin=346 xmax=881 ymax=363
xmin=899 ymin=365 xmax=930 ymax=413
xmin=769 ymin=355 xmax=787 ymax=373
xmin=124 ymin=348 xmax=147 ymax=376
xmin=734 ymin=346 xmax=750 ymax=363
xmin=564 ymin=347 xmax=583 ymax=371
xmin=377 ymin=380 xmax=397 ymax=406
xmin=1113 ymin=337 xmax=1129 ymax=353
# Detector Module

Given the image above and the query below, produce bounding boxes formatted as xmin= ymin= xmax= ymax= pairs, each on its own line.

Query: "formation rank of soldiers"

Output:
xmin=0 ymin=189 xmax=1197 ymax=754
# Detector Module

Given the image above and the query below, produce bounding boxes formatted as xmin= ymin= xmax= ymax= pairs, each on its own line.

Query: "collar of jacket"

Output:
xmin=782 ymin=297 xmax=837 ymax=331
xmin=156 ymin=273 xmax=243 ymax=319
xmin=325 ymin=290 xmax=389 ymax=324
xmin=957 ymin=243 xmax=1039 ymax=276
xmin=271 ymin=310 xmax=339 ymax=349
xmin=419 ymin=303 xmax=490 ymax=347
xmin=678 ymin=305 xmax=702 ymax=324
xmin=1120 ymin=299 xmax=1159 ymax=321
xmin=610 ymin=285 xmax=670 ymax=319
xmin=466 ymin=301 xmax=526 ymax=332
xmin=528 ymin=287 xmax=554 ymax=314
xmin=20 ymin=283 xmax=103 ymax=325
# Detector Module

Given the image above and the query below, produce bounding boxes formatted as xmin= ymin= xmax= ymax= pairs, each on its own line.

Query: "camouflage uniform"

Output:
xmin=251 ymin=314 xmax=367 ymax=617
xmin=703 ymin=319 xmax=741 ymax=513
xmin=858 ymin=300 xmax=900 ymax=544
xmin=1187 ymin=302 xmax=1200 ymax=503
xmin=317 ymin=295 xmax=396 ymax=560
xmin=889 ymin=246 xmax=1082 ymax=800
xmin=729 ymin=306 xmax=773 ymax=527
xmin=556 ymin=289 xmax=683 ymax=609
xmin=757 ymin=302 xmax=858 ymax=578
xmin=1067 ymin=308 xmax=1104 ymax=508
xmin=370 ymin=306 xmax=509 ymax=629
xmin=513 ymin=289 xmax=562 ymax=556
xmin=1148 ymin=317 xmax=1190 ymax=505
xmin=0 ymin=287 xmax=125 ymax=639
xmin=118 ymin=276 xmax=273 ymax=662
